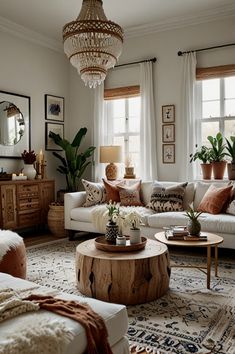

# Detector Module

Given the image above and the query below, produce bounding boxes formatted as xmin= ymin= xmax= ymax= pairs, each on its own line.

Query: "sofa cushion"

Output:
xmin=193 ymin=181 xmax=230 ymax=210
xmin=147 ymin=182 xmax=188 ymax=212
xmin=226 ymin=200 xmax=235 ymax=216
xmin=197 ymin=184 xmax=233 ymax=214
xmin=147 ymin=211 xmax=188 ymax=228
xmin=102 ymin=179 xmax=125 ymax=203
xmin=82 ymin=179 xmax=106 ymax=207
xmin=117 ymin=181 xmax=143 ymax=206
xmin=71 ymin=206 xmax=97 ymax=222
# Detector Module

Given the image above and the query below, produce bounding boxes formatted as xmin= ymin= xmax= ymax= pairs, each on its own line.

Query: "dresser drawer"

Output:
xmin=18 ymin=184 xmax=39 ymax=198
xmin=18 ymin=198 xmax=40 ymax=211
xmin=18 ymin=211 xmax=41 ymax=227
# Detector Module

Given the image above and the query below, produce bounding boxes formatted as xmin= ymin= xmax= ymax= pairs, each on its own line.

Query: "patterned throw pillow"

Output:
xmin=197 ymin=184 xmax=233 ymax=214
xmin=147 ymin=182 xmax=188 ymax=212
xmin=117 ymin=181 xmax=143 ymax=206
xmin=226 ymin=200 xmax=235 ymax=215
xmin=82 ymin=179 xmax=106 ymax=207
xmin=102 ymin=179 xmax=125 ymax=203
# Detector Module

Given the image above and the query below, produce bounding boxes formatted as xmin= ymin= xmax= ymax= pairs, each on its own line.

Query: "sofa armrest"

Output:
xmin=64 ymin=191 xmax=86 ymax=229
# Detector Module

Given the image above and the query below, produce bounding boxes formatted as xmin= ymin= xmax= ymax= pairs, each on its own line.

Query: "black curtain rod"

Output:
xmin=115 ymin=57 xmax=157 ymax=68
xmin=178 ymin=42 xmax=235 ymax=56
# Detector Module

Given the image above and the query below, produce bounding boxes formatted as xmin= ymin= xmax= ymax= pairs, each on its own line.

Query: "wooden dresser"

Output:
xmin=0 ymin=180 xmax=55 ymax=230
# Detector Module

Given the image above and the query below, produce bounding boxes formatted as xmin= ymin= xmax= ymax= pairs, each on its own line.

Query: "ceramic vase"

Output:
xmin=187 ymin=219 xmax=201 ymax=236
xmin=129 ymin=228 xmax=141 ymax=244
xmin=105 ymin=222 xmax=119 ymax=243
xmin=22 ymin=164 xmax=36 ymax=180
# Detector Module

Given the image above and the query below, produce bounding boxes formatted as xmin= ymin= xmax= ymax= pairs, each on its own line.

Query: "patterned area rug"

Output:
xmin=26 ymin=239 xmax=235 ymax=354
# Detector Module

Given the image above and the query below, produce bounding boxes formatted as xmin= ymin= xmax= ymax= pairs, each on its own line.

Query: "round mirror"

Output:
xmin=0 ymin=101 xmax=25 ymax=146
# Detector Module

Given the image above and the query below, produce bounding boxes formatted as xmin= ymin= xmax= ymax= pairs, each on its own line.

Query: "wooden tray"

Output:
xmin=94 ymin=236 xmax=147 ymax=252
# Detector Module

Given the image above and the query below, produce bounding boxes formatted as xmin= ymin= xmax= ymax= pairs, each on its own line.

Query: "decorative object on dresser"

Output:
xmin=100 ymin=145 xmax=122 ymax=180
xmin=0 ymin=180 xmax=54 ymax=230
xmin=49 ymin=127 xmax=95 ymax=192
xmin=0 ymin=90 xmax=30 ymax=158
xmin=21 ymin=150 xmax=37 ymax=180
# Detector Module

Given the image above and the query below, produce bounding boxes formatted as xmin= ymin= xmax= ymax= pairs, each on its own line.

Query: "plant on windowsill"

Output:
xmin=207 ymin=132 xmax=227 ymax=179
xmin=49 ymin=127 xmax=95 ymax=193
xmin=189 ymin=145 xmax=213 ymax=180
xmin=184 ymin=206 xmax=203 ymax=236
xmin=225 ymin=136 xmax=235 ymax=180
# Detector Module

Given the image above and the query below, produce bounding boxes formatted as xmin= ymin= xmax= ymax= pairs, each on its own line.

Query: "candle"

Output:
xmin=19 ymin=173 xmax=24 ymax=176
xmin=39 ymin=149 xmax=44 ymax=164
xmin=12 ymin=173 xmax=16 ymax=177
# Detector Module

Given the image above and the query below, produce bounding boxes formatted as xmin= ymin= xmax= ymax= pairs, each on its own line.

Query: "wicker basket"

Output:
xmin=47 ymin=204 xmax=65 ymax=238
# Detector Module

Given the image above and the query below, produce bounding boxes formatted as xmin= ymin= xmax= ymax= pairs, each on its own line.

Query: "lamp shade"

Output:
xmin=100 ymin=146 xmax=122 ymax=163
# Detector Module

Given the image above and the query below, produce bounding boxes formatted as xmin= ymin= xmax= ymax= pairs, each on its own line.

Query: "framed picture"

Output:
xmin=45 ymin=122 xmax=64 ymax=151
xmin=0 ymin=90 xmax=31 ymax=158
xmin=162 ymin=105 xmax=175 ymax=123
xmin=45 ymin=94 xmax=64 ymax=122
xmin=162 ymin=124 xmax=175 ymax=143
xmin=162 ymin=144 xmax=175 ymax=164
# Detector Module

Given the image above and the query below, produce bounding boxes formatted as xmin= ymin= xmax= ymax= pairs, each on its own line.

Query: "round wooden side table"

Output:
xmin=155 ymin=231 xmax=223 ymax=289
xmin=76 ymin=238 xmax=170 ymax=305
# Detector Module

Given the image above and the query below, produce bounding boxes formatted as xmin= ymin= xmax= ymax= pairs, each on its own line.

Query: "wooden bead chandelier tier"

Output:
xmin=63 ymin=0 xmax=123 ymax=88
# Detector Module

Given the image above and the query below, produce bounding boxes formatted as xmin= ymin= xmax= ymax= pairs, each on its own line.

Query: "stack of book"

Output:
xmin=164 ymin=226 xmax=207 ymax=241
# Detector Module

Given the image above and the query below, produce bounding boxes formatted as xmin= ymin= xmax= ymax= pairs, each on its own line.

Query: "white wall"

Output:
xmin=69 ymin=16 xmax=235 ymax=181
xmin=0 ymin=31 xmax=69 ymax=192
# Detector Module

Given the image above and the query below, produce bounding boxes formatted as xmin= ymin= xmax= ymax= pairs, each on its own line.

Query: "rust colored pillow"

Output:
xmin=102 ymin=179 xmax=125 ymax=203
xmin=117 ymin=180 xmax=143 ymax=206
xmin=197 ymin=184 xmax=233 ymax=214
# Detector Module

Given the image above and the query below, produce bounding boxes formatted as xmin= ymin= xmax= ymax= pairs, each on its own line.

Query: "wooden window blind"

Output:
xmin=104 ymin=85 xmax=140 ymax=100
xmin=196 ymin=64 xmax=235 ymax=80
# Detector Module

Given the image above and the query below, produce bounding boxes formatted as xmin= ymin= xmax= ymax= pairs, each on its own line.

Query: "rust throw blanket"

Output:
xmin=25 ymin=294 xmax=113 ymax=354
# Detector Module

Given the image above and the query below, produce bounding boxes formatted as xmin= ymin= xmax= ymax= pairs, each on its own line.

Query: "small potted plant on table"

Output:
xmin=184 ymin=206 xmax=202 ymax=236
xmin=225 ymin=136 xmax=235 ymax=180
xmin=124 ymin=211 xmax=144 ymax=244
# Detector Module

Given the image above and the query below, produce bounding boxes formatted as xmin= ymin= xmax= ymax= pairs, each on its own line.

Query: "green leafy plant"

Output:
xmin=190 ymin=145 xmax=212 ymax=163
xmin=225 ymin=136 xmax=235 ymax=164
xmin=123 ymin=211 xmax=144 ymax=230
xmin=106 ymin=201 xmax=120 ymax=224
xmin=21 ymin=150 xmax=37 ymax=164
xmin=184 ymin=206 xmax=202 ymax=220
xmin=49 ymin=127 xmax=95 ymax=192
xmin=207 ymin=132 xmax=226 ymax=162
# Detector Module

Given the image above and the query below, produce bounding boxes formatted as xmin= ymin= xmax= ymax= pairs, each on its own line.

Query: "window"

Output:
xmin=104 ymin=86 xmax=141 ymax=177
xmin=197 ymin=75 xmax=235 ymax=147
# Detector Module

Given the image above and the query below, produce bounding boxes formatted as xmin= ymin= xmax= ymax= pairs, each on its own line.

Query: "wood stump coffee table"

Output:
xmin=76 ymin=238 xmax=170 ymax=305
xmin=155 ymin=231 xmax=224 ymax=289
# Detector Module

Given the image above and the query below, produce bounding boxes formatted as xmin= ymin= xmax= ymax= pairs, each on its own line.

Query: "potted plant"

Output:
xmin=124 ymin=211 xmax=144 ymax=244
xmin=225 ymin=136 xmax=235 ymax=180
xmin=190 ymin=145 xmax=212 ymax=179
xmin=184 ymin=206 xmax=202 ymax=236
xmin=49 ymin=127 xmax=95 ymax=193
xmin=21 ymin=150 xmax=37 ymax=180
xmin=207 ymin=132 xmax=227 ymax=179
xmin=105 ymin=201 xmax=120 ymax=243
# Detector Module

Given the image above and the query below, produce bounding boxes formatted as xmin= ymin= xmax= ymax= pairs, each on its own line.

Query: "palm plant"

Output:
xmin=207 ymin=132 xmax=226 ymax=162
xmin=49 ymin=127 xmax=95 ymax=192
xmin=184 ymin=206 xmax=202 ymax=220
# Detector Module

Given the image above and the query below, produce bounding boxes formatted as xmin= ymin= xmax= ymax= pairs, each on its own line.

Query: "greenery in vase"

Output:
xmin=49 ymin=127 xmax=95 ymax=192
xmin=207 ymin=132 xmax=226 ymax=162
xmin=190 ymin=145 xmax=212 ymax=164
xmin=123 ymin=211 xmax=144 ymax=230
xmin=21 ymin=150 xmax=37 ymax=164
xmin=225 ymin=136 xmax=235 ymax=164
xmin=184 ymin=206 xmax=202 ymax=220
xmin=106 ymin=201 xmax=120 ymax=224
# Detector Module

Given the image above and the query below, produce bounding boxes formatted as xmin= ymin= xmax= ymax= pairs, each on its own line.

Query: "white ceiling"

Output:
xmin=0 ymin=0 xmax=235 ymax=43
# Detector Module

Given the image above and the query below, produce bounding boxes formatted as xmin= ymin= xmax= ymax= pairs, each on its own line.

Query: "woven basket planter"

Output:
xmin=47 ymin=204 xmax=65 ymax=238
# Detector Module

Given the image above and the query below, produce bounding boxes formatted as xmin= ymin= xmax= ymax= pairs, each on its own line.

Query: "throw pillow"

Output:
xmin=102 ymin=179 xmax=125 ymax=203
xmin=147 ymin=182 xmax=188 ymax=212
xmin=82 ymin=179 xmax=106 ymax=207
xmin=197 ymin=184 xmax=233 ymax=214
xmin=226 ymin=199 xmax=235 ymax=215
xmin=117 ymin=180 xmax=143 ymax=206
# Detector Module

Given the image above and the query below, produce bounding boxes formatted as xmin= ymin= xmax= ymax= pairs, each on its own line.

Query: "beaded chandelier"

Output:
xmin=63 ymin=0 xmax=123 ymax=88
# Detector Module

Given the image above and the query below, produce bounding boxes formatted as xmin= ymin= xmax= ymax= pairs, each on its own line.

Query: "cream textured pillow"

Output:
xmin=82 ymin=179 xmax=106 ymax=207
xmin=226 ymin=200 xmax=235 ymax=215
xmin=147 ymin=182 xmax=188 ymax=212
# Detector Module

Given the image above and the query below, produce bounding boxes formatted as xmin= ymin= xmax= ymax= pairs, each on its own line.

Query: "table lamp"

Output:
xmin=100 ymin=145 xmax=122 ymax=180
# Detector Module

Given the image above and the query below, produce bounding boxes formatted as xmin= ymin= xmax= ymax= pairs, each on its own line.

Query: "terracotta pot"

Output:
xmin=200 ymin=163 xmax=212 ymax=180
xmin=227 ymin=163 xmax=235 ymax=180
xmin=212 ymin=161 xmax=227 ymax=179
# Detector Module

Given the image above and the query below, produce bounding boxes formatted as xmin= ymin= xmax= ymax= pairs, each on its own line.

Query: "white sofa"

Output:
xmin=0 ymin=272 xmax=129 ymax=354
xmin=65 ymin=181 xmax=235 ymax=249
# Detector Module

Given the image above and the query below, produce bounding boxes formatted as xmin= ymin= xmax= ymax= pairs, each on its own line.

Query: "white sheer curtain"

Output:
xmin=179 ymin=52 xmax=197 ymax=181
xmin=92 ymin=83 xmax=113 ymax=181
xmin=140 ymin=62 xmax=158 ymax=180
